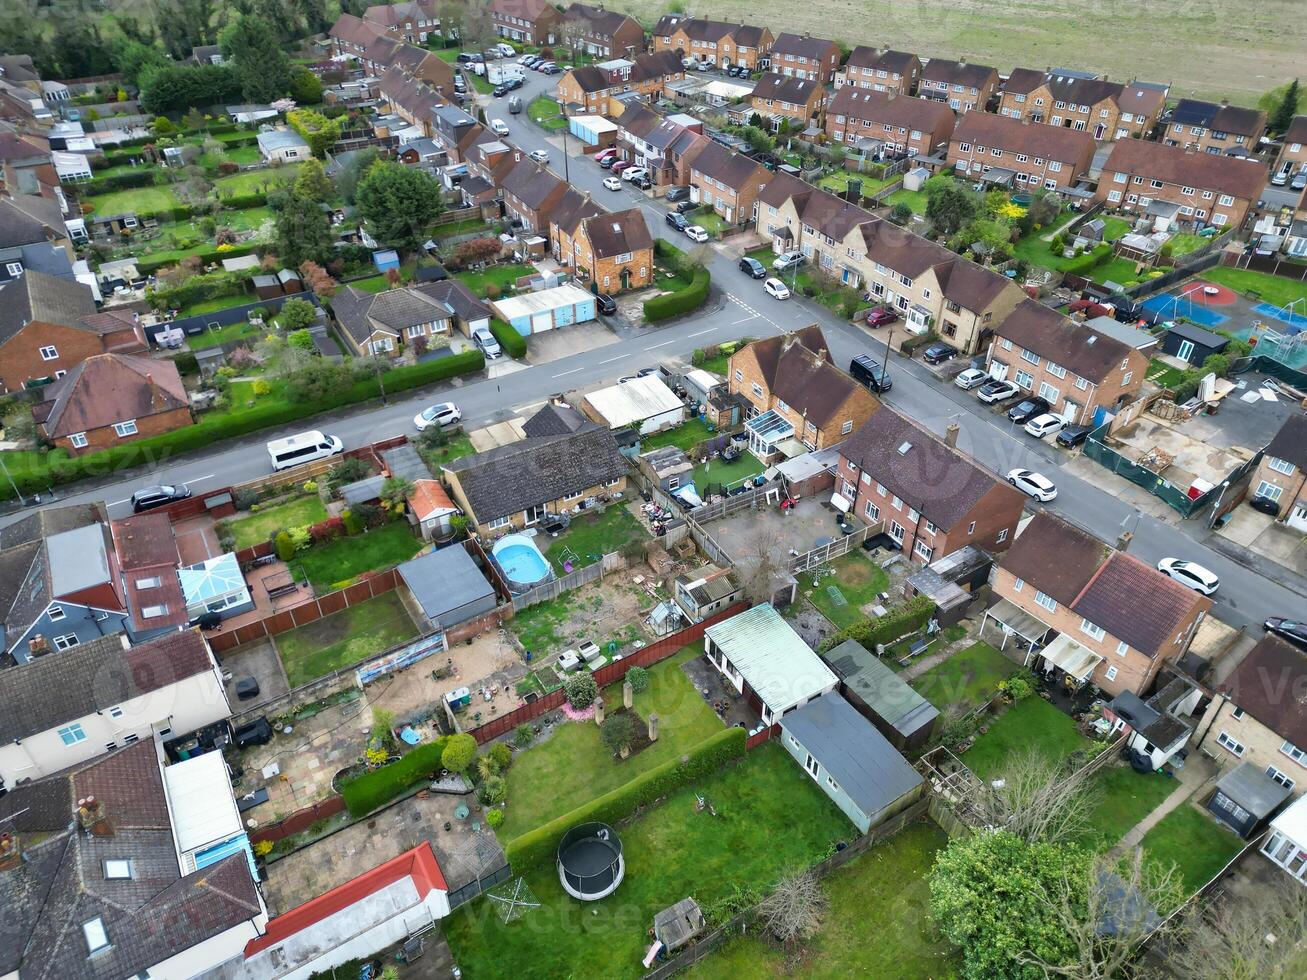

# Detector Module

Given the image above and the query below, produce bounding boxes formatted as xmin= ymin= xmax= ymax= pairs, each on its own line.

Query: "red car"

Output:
xmin=610 ymin=160 xmax=632 ymax=175
xmin=865 ymin=306 xmax=899 ymax=327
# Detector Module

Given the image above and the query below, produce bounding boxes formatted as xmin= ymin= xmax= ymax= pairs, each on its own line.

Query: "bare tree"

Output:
xmin=1158 ymin=885 xmax=1307 ymax=980
xmin=735 ymin=524 xmax=786 ymax=606
xmin=560 ymin=19 xmax=588 ymax=62
xmin=976 ymin=745 xmax=1095 ymax=848
xmin=757 ymin=868 xmax=825 ymax=946
xmin=460 ymin=1 xmax=497 ymax=63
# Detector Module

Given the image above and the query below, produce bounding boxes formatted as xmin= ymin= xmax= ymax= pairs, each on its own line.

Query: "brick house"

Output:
xmin=569 ymin=207 xmax=654 ymax=293
xmin=1273 ymin=116 xmax=1307 ymax=182
xmin=998 ymin=68 xmax=1166 ymax=141
xmin=329 ymin=12 xmax=386 ymax=59
xmin=986 ymin=299 xmax=1147 ymax=425
xmin=948 ymin=111 xmax=1096 ymax=192
xmin=917 ymin=58 xmax=998 ymax=113
xmin=728 ymin=326 xmax=880 ymax=457
xmin=614 ymin=103 xmax=708 ymax=186
xmin=988 ymin=511 xmax=1211 ymax=697
xmin=826 ymin=88 xmax=955 ymax=157
xmin=32 ymin=353 xmax=191 ymax=454
xmin=1164 ymin=99 xmax=1268 ymax=156
xmin=651 ymin=15 xmax=773 ymax=70
xmin=362 ymin=1 xmax=440 ymax=43
xmin=489 ymin=0 xmax=563 ymax=46
xmin=766 ymin=32 xmax=840 ymax=84
xmin=549 ymin=186 xmax=604 ymax=268
xmin=363 ymin=36 xmax=455 ymax=91
xmin=1097 ymin=138 xmax=1268 ymax=229
xmin=561 ymin=3 xmax=645 ymax=59
xmin=330 ymin=282 xmax=457 ymax=358
xmin=555 ymin=50 xmax=685 ymax=114
xmin=377 ymin=68 xmax=446 ymax=137
xmin=749 ymin=72 xmax=827 ymax=130
xmin=837 ymin=47 xmax=920 ymax=95
xmin=1197 ymin=634 xmax=1307 ymax=794
xmin=688 ymin=140 xmax=771 ymax=226
xmin=500 ymin=158 xmax=568 ymax=232
xmin=836 ymin=407 xmax=1025 ymax=562
xmin=1247 ymin=413 xmax=1307 ymax=532
xmin=0 ymin=270 xmax=146 ymax=393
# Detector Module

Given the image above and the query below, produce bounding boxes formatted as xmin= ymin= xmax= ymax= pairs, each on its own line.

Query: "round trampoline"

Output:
xmin=557 ymin=822 xmax=624 ymax=901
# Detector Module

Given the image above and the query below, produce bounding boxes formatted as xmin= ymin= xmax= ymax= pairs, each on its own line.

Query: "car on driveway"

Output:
xmin=675 ymin=199 xmax=699 ymax=214
xmin=921 ymin=342 xmax=958 ymax=365
xmin=1024 ymin=413 xmax=1066 ymax=439
xmin=620 ymin=166 xmax=648 ymax=183
xmin=631 ymin=174 xmax=652 ymax=189
xmin=865 ymin=306 xmax=898 ymax=327
xmin=471 ymin=326 xmax=503 ymax=359
xmin=763 ymin=277 xmax=791 ymax=300
xmin=603 ymin=175 xmax=622 ymax=191
xmin=1265 ymin=617 xmax=1307 ymax=650
xmin=666 ymin=211 xmax=690 ymax=231
xmin=1056 ymin=424 xmax=1093 ymax=448
xmin=1249 ymin=494 xmax=1281 ymax=517
xmin=977 ymin=378 xmax=1020 ymax=404
xmin=954 ymin=368 xmax=989 ymax=390
xmin=1007 ymin=397 xmax=1051 ymax=424
xmin=528 ymin=149 xmax=548 ymax=164
xmin=1006 ymin=468 xmax=1057 ymax=502
xmin=773 ymin=250 xmax=805 ymax=272
xmin=1271 ymin=170 xmax=1290 ymax=187
xmin=739 ymin=256 xmax=766 ymax=278
xmin=414 ymin=401 xmax=462 ymax=431
xmin=685 ymin=225 xmax=710 ymax=243
xmin=1293 ymin=170 xmax=1307 ymax=191
xmin=665 ymin=186 xmax=690 ymax=202
xmin=1156 ymin=558 xmax=1220 ymax=595
xmin=610 ymin=160 xmax=632 ymax=175
xmin=596 ymin=293 xmax=617 ymax=315
xmin=131 ymin=483 xmax=191 ymax=513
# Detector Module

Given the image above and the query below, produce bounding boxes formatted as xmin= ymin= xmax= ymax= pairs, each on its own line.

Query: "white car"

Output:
xmin=954 ymin=368 xmax=989 ymax=390
xmin=602 ymin=175 xmax=622 ymax=191
xmin=685 ymin=225 xmax=710 ymax=243
xmin=1156 ymin=558 xmax=1220 ymax=596
xmin=1024 ymin=413 xmax=1066 ymax=439
xmin=977 ymin=379 xmax=1020 ymax=404
xmin=763 ymin=277 xmax=791 ymax=300
xmin=1007 ymin=468 xmax=1057 ymax=502
xmin=620 ymin=166 xmax=648 ymax=182
xmin=490 ymin=119 xmax=510 ymax=136
xmin=528 ymin=149 xmax=548 ymax=164
xmin=413 ymin=402 xmax=462 ymax=431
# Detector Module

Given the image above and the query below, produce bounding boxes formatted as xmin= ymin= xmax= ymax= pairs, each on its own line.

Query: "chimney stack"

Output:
xmin=1116 ymin=530 xmax=1133 ymax=553
xmin=0 ymin=832 xmax=22 ymax=872
xmin=944 ymin=423 xmax=960 ymax=448
xmin=77 ymin=796 xmax=113 ymax=837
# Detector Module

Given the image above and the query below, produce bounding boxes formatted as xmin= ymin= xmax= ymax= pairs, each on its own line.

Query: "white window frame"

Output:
xmin=69 ymin=432 xmax=88 ymax=448
xmin=39 ymin=345 xmax=59 ymax=361
xmin=59 ymin=723 xmax=87 ymax=745
xmin=1034 ymin=591 xmax=1057 ymax=612
xmin=1080 ymin=619 xmax=1105 ymax=641
xmin=1216 ymin=731 xmax=1245 ymax=756
xmin=113 ymin=420 xmax=139 ymax=437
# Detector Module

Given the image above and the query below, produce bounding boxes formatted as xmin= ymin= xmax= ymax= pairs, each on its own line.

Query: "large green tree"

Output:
xmin=335 ymin=147 xmax=381 ymax=205
xmin=924 ymin=175 xmax=980 ymax=236
xmin=274 ymin=193 xmax=334 ymax=267
xmin=355 ymin=162 xmax=445 ymax=251
xmin=1269 ymin=79 xmax=1301 ymax=135
xmin=138 ymin=63 xmax=242 ymax=115
xmin=220 ymin=13 xmax=293 ymax=102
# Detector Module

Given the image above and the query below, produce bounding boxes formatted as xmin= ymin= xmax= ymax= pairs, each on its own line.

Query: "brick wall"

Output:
xmin=53 ymin=405 xmax=194 ymax=455
xmin=0 ymin=321 xmax=106 ymax=392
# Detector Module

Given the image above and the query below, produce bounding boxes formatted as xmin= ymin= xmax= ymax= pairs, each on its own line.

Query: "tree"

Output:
xmin=441 ymin=733 xmax=477 ymax=772
xmin=460 ymin=1 xmax=498 ymax=63
xmin=379 ymin=476 xmax=414 ymax=514
xmin=736 ymin=525 xmax=785 ymax=606
xmin=924 ymin=176 xmax=980 ymax=235
xmin=155 ymin=0 xmax=225 ymax=59
xmin=298 ymin=260 xmax=340 ymax=298
xmin=625 ymin=666 xmax=650 ymax=693
xmin=564 ymin=673 xmax=598 ymax=710
xmin=280 ymin=298 xmax=317 ymax=330
xmin=951 ymin=217 xmax=1015 ymax=261
xmin=974 ymin=746 xmax=1094 ymax=848
xmin=287 ymin=108 xmax=344 ymax=158
xmin=335 ymin=147 xmax=381 ymax=204
xmin=1164 ymin=884 xmax=1307 ymax=980
xmin=889 ymin=202 xmax=913 ymax=225
xmin=355 ymin=162 xmax=445 ymax=251
xmin=138 ymin=63 xmax=241 ymax=115
xmin=758 ymin=868 xmax=826 ymax=946
xmin=220 ymin=14 xmax=292 ymax=102
xmin=288 ymin=65 xmax=324 ymax=105
xmin=599 ymin=713 xmax=638 ymax=756
xmin=1270 ymin=78 xmax=1301 ymax=135
xmin=275 ymin=195 xmax=334 ymax=267
xmin=112 ymin=37 xmax=170 ymax=86
xmin=435 ymin=0 xmax=465 ymax=47
xmin=1 ymin=406 xmax=36 ymax=447
xmin=1026 ymin=193 xmax=1061 ymax=229
xmin=286 ymin=359 xmax=352 ymax=401
xmin=294 ymin=158 xmax=334 ymax=202
xmin=450 ymin=237 xmax=503 ymax=268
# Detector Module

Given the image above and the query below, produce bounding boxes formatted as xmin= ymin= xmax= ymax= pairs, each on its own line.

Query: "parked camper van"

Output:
xmin=267 ymin=430 xmax=345 ymax=471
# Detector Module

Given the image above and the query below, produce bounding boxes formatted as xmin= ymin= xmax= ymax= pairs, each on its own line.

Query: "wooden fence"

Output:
xmin=465 ymin=602 xmax=751 ymax=744
xmin=508 ymin=556 xmax=608 ymax=610
xmin=1221 ymin=248 xmax=1307 ymax=280
xmin=250 ymin=795 xmax=347 ymax=845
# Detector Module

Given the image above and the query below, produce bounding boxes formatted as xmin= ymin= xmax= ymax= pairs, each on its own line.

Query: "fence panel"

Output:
xmin=249 ymin=795 xmax=347 ymax=845
xmin=791 ymin=523 xmax=871 ymax=572
xmin=447 ymin=862 xmax=513 ymax=910
xmin=510 ymin=559 xmax=605 ymax=610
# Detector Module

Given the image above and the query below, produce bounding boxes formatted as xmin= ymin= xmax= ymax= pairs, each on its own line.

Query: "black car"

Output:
xmin=492 ymin=84 xmax=508 ymax=97
xmin=665 ymin=186 xmax=691 ymax=203
xmin=232 ymin=717 xmax=274 ymax=749
xmin=1055 ymin=424 xmax=1093 ymax=448
xmin=1007 ymin=397 xmax=1052 ymax=424
xmin=849 ymin=353 xmax=892 ymax=393
xmin=1249 ymin=495 xmax=1281 ymax=517
xmin=595 ymin=293 xmax=617 ymax=315
xmin=675 ymin=199 xmax=698 ymax=214
xmin=739 ymin=256 xmax=767 ymax=279
xmin=505 ymin=77 xmax=524 ymax=91
xmin=921 ymin=342 xmax=959 ymax=365
xmin=130 ymin=483 xmax=191 ymax=513
xmin=1265 ymin=617 xmax=1307 ymax=651
xmin=666 ymin=211 xmax=690 ymax=231
xmin=632 ymin=175 xmax=652 ymax=190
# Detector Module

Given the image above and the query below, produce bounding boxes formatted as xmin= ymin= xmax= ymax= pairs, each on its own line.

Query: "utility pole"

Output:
xmin=882 ymin=325 xmax=894 ymax=377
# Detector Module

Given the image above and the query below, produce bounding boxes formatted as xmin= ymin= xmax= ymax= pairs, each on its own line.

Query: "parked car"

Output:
xmin=849 ymin=353 xmax=892 ymax=393
xmin=865 ymin=306 xmax=899 ymax=327
xmin=528 ymin=149 xmax=548 ymax=164
xmin=1265 ymin=617 xmax=1307 ymax=651
xmin=603 ymin=175 xmax=623 ymax=191
xmin=1271 ymin=169 xmax=1290 ymax=187
xmin=492 ymin=84 xmax=508 ymax=97
xmin=595 ymin=293 xmax=617 ymax=315
xmin=494 ymin=42 xmax=517 ymax=58
xmin=599 ymin=155 xmax=620 ymax=169
xmin=1293 ymin=170 xmax=1307 ymax=191
xmin=1007 ymin=397 xmax=1051 ymax=424
xmin=1056 ymin=424 xmax=1093 ymax=448
xmin=232 ymin=717 xmax=274 ymax=749
xmin=471 ymin=325 xmax=503 ymax=359
xmin=490 ymin=119 xmax=510 ymax=136
xmin=620 ymin=166 xmax=649 ymax=182
xmin=505 ymin=77 xmax=524 ymax=91
xmin=413 ymin=401 xmax=462 ymax=431
xmin=665 ymin=186 xmax=691 ymax=202
xmin=1024 ymin=413 xmax=1066 ymax=439
xmin=130 ymin=483 xmax=191 ymax=513
xmin=921 ymin=342 xmax=959 ymax=365
xmin=1156 ymin=557 xmax=1220 ymax=596
xmin=685 ymin=225 xmax=710 ymax=243
xmin=666 ymin=211 xmax=690 ymax=231
xmin=520 ymin=54 xmax=540 ymax=66
xmin=977 ymin=378 xmax=1020 ymax=404
xmin=954 ymin=368 xmax=989 ymax=390
xmin=763 ymin=277 xmax=791 ymax=300
xmin=681 ymin=57 xmax=696 ymax=69
xmin=631 ymin=174 xmax=652 ymax=190
xmin=595 ymin=146 xmax=618 ymax=162
xmin=739 ymin=256 xmax=767 ymax=279
xmin=610 ymin=160 xmax=633 ymax=175
xmin=773 ymin=250 xmax=805 ymax=272
xmin=1249 ymin=494 xmax=1281 ymax=517
xmin=542 ymin=64 xmax=562 ymax=75
xmin=675 ymin=199 xmax=699 ymax=214
xmin=696 ymin=60 xmax=713 ymax=71
xmin=1006 ymin=468 xmax=1057 ymax=502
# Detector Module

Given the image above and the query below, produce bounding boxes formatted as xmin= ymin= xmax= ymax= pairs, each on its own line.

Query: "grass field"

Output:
xmin=1203 ymin=266 xmax=1307 ymax=310
xmin=542 ymin=504 xmax=648 ymax=571
xmin=294 ymin=522 xmax=424 ymax=592
xmin=527 ymin=96 xmax=567 ymax=130
xmin=226 ymin=495 xmax=328 ymax=550
xmin=1140 ymin=804 xmax=1243 ymax=895
xmin=910 ymin=642 xmax=1021 ymax=713
xmin=640 ymin=417 xmax=718 ymax=452
xmin=186 ymin=319 xmax=264 ymax=350
xmin=800 ymin=553 xmax=890 ymax=630
xmin=275 ymin=592 xmax=417 ymax=686
xmin=963 ymin=696 xmax=1091 ymax=781
xmin=455 ymin=263 xmax=537 ymax=297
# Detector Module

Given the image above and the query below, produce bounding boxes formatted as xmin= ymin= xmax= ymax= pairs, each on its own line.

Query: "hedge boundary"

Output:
xmin=643 ymin=239 xmax=711 ymax=323
xmin=822 ymin=593 xmax=937 ymax=652
xmin=135 ymin=242 xmax=259 ymax=276
xmin=341 ymin=736 xmax=451 ymax=817
xmin=505 ymin=726 xmax=747 ymax=875
xmin=488 ymin=318 xmax=526 ymax=359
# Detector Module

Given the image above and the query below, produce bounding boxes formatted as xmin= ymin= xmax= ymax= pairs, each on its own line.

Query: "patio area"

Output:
xmin=204 ymin=559 xmax=314 ymax=647
xmin=706 ymin=492 xmax=851 ymax=567
xmin=173 ymin=514 xmax=223 ymax=565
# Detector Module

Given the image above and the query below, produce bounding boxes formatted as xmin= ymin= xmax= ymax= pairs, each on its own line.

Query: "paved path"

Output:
xmin=1110 ymin=753 xmax=1219 ymax=856
xmin=900 ymin=627 xmax=982 ymax=681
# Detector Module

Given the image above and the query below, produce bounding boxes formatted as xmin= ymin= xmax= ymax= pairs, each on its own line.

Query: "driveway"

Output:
xmin=523 ymin=320 xmax=620 ymax=365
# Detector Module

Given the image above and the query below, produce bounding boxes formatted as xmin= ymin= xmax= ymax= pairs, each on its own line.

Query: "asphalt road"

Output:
xmin=3 ymin=67 xmax=1301 ymax=635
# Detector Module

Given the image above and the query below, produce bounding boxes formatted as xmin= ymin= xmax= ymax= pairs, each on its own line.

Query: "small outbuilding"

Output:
xmin=821 ymin=639 xmax=939 ymax=750
xmin=673 ymin=564 xmax=740 ymax=622
xmin=408 ymin=479 xmax=461 ymax=540
xmin=638 ymin=445 xmax=693 ymax=492
xmin=491 ymin=282 xmax=596 ymax=335
xmin=581 ymin=375 xmax=686 ymax=436
xmin=1207 ymin=761 xmax=1293 ymax=838
xmin=398 ymin=544 xmax=497 ymax=629
xmin=1159 ymin=321 xmax=1229 ymax=366
xmin=256 ymin=128 xmax=310 ymax=163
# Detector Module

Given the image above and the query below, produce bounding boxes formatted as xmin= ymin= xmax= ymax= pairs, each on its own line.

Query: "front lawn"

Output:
xmin=963 ymin=697 xmax=1092 ymax=781
xmin=456 ymin=263 xmax=537 ymax=297
xmin=444 ymin=742 xmax=854 ymax=979
xmin=528 ymin=96 xmax=567 ymax=130
xmin=1203 ymin=266 xmax=1307 ymax=310
xmin=910 ymin=642 xmax=1022 ymax=713
xmin=294 ymin=522 xmax=424 ymax=593
xmin=225 ymin=495 xmax=328 ymax=550
xmin=688 ymin=822 xmax=959 ymax=978
xmin=800 ymin=553 xmax=890 ymax=631
xmin=1140 ymin=803 xmax=1243 ymax=895
xmin=543 ymin=504 xmax=648 ymax=572
xmin=499 ymin=645 xmax=725 ymax=837
xmin=690 ymin=208 xmax=732 ymax=236
xmin=640 ymin=417 xmax=717 ymax=452
xmin=275 ymin=591 xmax=417 ymax=686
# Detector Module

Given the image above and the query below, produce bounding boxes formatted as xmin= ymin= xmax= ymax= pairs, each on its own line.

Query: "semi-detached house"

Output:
xmin=500 ymin=158 xmax=568 ymax=232
xmin=766 ymin=32 xmax=841 ymax=85
xmin=748 ymin=72 xmax=827 ymax=130
xmin=615 ymin=104 xmax=708 ymax=186
xmin=562 ymin=3 xmax=646 ymax=59
xmin=1247 ymin=413 xmax=1307 ymax=532
xmin=569 ymin=207 xmax=654 ymax=293
xmin=837 ymin=47 xmax=920 ymax=96
xmin=363 ymin=1 xmax=442 ymax=43
xmin=948 ymin=111 xmax=1096 ymax=192
xmin=490 ymin=0 xmax=563 ymax=46
xmin=998 ymin=68 xmax=1166 ymax=141
xmin=1273 ymin=115 xmax=1307 ymax=180
xmin=825 ymin=88 xmax=956 ymax=158
xmin=652 ymin=15 xmax=773 ymax=70
xmin=1164 ymin=99 xmax=1267 ymax=156
xmin=1097 ymin=138 xmax=1268 ymax=229
xmin=688 ymin=140 xmax=771 ymax=226
xmin=917 ymin=58 xmax=998 ymax=113
xmin=555 ymin=50 xmax=685 ymax=115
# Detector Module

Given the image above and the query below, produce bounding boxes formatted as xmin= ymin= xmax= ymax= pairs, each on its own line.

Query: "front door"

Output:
xmin=1176 ymin=339 xmax=1195 ymax=363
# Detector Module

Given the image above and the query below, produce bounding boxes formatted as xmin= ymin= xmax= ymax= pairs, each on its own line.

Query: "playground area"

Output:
xmin=1138 ymin=279 xmax=1239 ymax=329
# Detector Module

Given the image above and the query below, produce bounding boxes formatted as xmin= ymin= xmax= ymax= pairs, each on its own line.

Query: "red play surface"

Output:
xmin=1174 ymin=280 xmax=1237 ymax=306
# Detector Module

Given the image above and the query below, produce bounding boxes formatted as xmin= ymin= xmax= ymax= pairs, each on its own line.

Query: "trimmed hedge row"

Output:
xmin=83 ymin=169 xmax=158 ymax=193
xmin=643 ymin=266 xmax=710 ymax=322
xmin=342 ymin=736 xmax=451 ymax=817
xmin=488 ymin=318 xmax=527 ymax=359
xmin=1061 ymin=244 xmax=1113 ymax=277
xmin=0 ymin=350 xmax=486 ymax=499
xmin=214 ymin=191 xmax=270 ymax=209
xmin=505 ymin=726 xmax=747 ymax=876
xmin=822 ymin=593 xmax=937 ymax=652
xmin=135 ymin=242 xmax=259 ymax=276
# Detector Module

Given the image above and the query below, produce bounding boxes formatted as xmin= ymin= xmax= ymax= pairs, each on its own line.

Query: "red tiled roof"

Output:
xmin=111 ymin=512 xmax=180 ymax=570
xmin=1218 ymin=635 xmax=1307 ymax=747
xmin=1103 ymin=138 xmax=1268 ymax=201
xmin=408 ymin=479 xmax=457 ymax=519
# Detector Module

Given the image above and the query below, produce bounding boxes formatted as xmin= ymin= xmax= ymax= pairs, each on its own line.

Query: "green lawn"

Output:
xmin=693 ymin=452 xmax=764 ymax=493
xmin=528 ymin=96 xmax=567 ymax=130
xmin=432 ymin=217 xmax=493 ymax=239
xmin=225 ymin=495 xmax=328 ymax=550
xmin=543 ymin=504 xmax=648 ymax=572
xmin=1147 ymin=357 xmax=1187 ymax=388
xmin=1167 ymin=232 xmax=1207 ymax=256
xmin=84 ymin=183 xmax=180 ymax=215
xmin=178 ymin=292 xmax=252 ymax=319
xmin=963 ymin=697 xmax=1092 ymax=781
xmin=1075 ymin=765 xmax=1179 ymax=852
xmin=640 ymin=417 xmax=718 ymax=453
xmin=885 ymin=187 xmax=928 ymax=215
xmin=909 ymin=642 xmax=1021 ymax=714
xmin=800 ymin=553 xmax=890 ymax=631
xmin=687 ymin=208 xmax=732 ymax=237
xmin=214 ymin=164 xmax=302 ymax=196
xmin=1140 ymin=804 xmax=1243 ymax=895
xmin=417 ymin=431 xmax=476 ymax=468
xmin=818 ymin=170 xmax=897 ymax=198
xmin=275 ymin=591 xmax=417 ymax=686
xmin=444 ymin=743 xmax=854 ymax=980
xmin=456 ymin=263 xmax=537 ymax=297
xmin=186 ymin=319 xmax=265 ymax=350
xmin=1102 ymin=216 xmax=1132 ymax=242
xmin=294 ymin=522 xmax=424 ymax=593
xmin=499 ymin=645 xmax=725 ymax=837
xmin=1203 ymin=266 xmax=1307 ymax=310
xmin=689 ymin=822 xmax=959 ymax=979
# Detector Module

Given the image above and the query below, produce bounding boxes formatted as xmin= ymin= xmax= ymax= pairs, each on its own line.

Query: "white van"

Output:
xmin=267 ymin=430 xmax=345 ymax=471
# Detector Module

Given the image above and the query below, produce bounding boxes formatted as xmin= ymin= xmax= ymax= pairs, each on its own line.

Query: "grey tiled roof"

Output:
xmin=0 ymin=269 xmax=97 ymax=344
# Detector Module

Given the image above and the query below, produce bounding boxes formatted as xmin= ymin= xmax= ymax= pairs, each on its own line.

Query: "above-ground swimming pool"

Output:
xmin=492 ymin=533 xmax=554 ymax=592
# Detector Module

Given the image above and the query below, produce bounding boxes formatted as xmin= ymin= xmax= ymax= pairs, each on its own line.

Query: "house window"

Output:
xmin=83 ymin=917 xmax=110 ymax=954
xmin=1105 ymin=666 xmax=1118 ymax=682
xmin=967 ymin=521 xmax=976 ymax=534
xmin=1020 ymin=349 xmax=1040 ymax=366
xmin=864 ymin=500 xmax=880 ymax=521
xmin=54 ymin=634 xmax=80 ymax=650
xmin=108 ymin=706 xmax=124 ymax=719
xmin=1269 ymin=457 xmax=1295 ymax=476
xmin=1080 ymin=619 xmax=1105 ymax=641
xmin=46 ymin=604 xmax=65 ymax=621
xmin=876 ymin=482 xmax=887 ymax=496
xmin=1075 ymin=376 xmax=1089 ymax=391
xmin=5 ymin=261 xmax=22 ymax=277
xmin=69 ymin=432 xmax=88 ymax=448
xmin=113 ymin=420 xmax=139 ymax=437
xmin=59 ymin=723 xmax=87 ymax=745
xmin=488 ymin=515 xmax=510 ymax=530
xmin=1038 ymin=382 xmax=1060 ymax=403
xmin=1267 ymin=766 xmax=1296 ymax=791
xmin=1012 ymin=577 xmax=1024 ymax=591
xmin=1015 ymin=370 xmax=1035 ymax=390
xmin=1281 ymin=741 xmax=1306 ymax=766
xmin=104 ymin=859 xmax=133 ymax=879
xmin=996 ymin=528 xmax=1008 ymax=543
xmin=1121 ymin=372 xmax=1133 ymax=386
xmin=891 ymin=495 xmax=903 ymax=509
xmin=1116 ymin=640 xmax=1128 ymax=656
xmin=1256 ymin=481 xmax=1283 ymax=502
xmin=1216 ymin=731 xmax=1245 ymax=756
xmin=406 ymin=325 xmax=427 ymax=339
xmin=1034 ymin=591 xmax=1057 ymax=612
xmin=39 ymin=345 xmax=59 ymax=360
xmin=752 ymin=382 xmax=763 ymax=398
xmin=1047 ymin=362 xmax=1066 ymax=379
xmin=841 ymin=419 xmax=853 ymax=435
xmin=734 ymin=369 xmax=743 ymax=382
xmin=1231 ymin=706 xmax=1244 ymax=720
xmin=914 ymin=539 xmax=934 ymax=562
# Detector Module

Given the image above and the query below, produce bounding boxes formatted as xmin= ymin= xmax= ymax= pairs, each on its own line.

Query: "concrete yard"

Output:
xmin=707 ymin=494 xmax=849 ymax=566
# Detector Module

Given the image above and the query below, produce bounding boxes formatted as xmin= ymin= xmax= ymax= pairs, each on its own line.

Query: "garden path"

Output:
xmin=1108 ymin=753 xmax=1219 ymax=856
xmin=900 ymin=626 xmax=984 ymax=681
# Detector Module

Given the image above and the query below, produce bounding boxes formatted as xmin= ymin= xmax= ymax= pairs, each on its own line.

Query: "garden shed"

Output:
xmin=398 ymin=544 xmax=497 ymax=628
xmin=491 ymin=283 xmax=597 ymax=335
xmin=822 ymin=639 xmax=939 ymax=750
xmin=1207 ymin=761 xmax=1292 ymax=838
xmin=1159 ymin=321 xmax=1229 ymax=366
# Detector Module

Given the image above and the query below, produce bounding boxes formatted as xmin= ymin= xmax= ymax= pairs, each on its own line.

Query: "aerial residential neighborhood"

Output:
xmin=1 ymin=2 xmax=1307 ymax=978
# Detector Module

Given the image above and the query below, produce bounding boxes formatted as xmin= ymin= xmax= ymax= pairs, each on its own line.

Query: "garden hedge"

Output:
xmin=643 ymin=266 xmax=710 ymax=322
xmin=488 ymin=318 xmax=527 ymax=359
xmin=823 ymin=593 xmax=937 ymax=652
xmin=215 ymin=192 xmax=270 ymax=209
xmin=135 ymin=242 xmax=259 ymax=276
xmin=1061 ymin=244 xmax=1113 ymax=276
xmin=505 ymin=726 xmax=747 ymax=875
xmin=341 ymin=736 xmax=451 ymax=817
xmin=0 ymin=350 xmax=485 ymax=499
xmin=82 ymin=170 xmax=158 ymax=193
